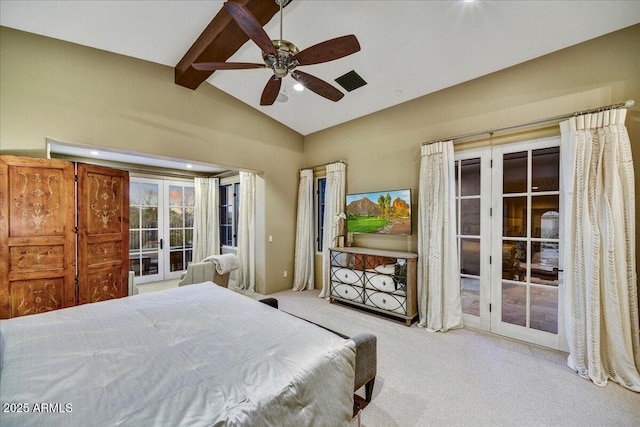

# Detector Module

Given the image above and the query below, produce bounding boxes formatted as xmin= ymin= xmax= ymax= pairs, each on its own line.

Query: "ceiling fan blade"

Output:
xmin=291 ymin=70 xmax=344 ymax=102
xmin=291 ymin=35 xmax=361 ymax=66
xmin=192 ymin=62 xmax=265 ymax=71
xmin=260 ymin=77 xmax=282 ymax=106
xmin=224 ymin=2 xmax=277 ymax=57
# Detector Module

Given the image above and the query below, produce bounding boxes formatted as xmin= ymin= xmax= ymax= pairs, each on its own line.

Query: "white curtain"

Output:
xmin=560 ymin=109 xmax=640 ymax=391
xmin=417 ymin=141 xmax=463 ymax=332
xmin=293 ymin=169 xmax=315 ymax=291
xmin=319 ymin=162 xmax=346 ymax=298
xmin=236 ymin=172 xmax=256 ymax=291
xmin=192 ymin=177 xmax=220 ymax=262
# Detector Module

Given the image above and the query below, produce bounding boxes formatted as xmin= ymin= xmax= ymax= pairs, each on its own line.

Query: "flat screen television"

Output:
xmin=345 ymin=189 xmax=411 ymax=235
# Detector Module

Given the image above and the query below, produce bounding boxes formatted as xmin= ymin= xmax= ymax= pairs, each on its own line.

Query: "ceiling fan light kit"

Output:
xmin=192 ymin=0 xmax=361 ymax=106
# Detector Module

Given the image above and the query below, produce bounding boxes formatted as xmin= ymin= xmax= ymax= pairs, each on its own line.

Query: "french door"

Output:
xmin=129 ymin=178 xmax=194 ymax=284
xmin=455 ymin=137 xmax=566 ymax=350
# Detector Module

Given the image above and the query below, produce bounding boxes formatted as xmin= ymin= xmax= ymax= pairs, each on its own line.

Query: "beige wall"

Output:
xmin=305 ymin=24 xmax=640 ymax=287
xmin=0 ymin=27 xmax=304 ymax=294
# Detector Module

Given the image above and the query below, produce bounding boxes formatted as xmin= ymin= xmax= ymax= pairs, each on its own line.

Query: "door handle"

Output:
xmin=159 ymin=238 xmax=163 ymax=250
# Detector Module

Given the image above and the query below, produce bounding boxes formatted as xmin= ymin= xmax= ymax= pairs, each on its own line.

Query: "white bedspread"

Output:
xmin=0 ymin=283 xmax=355 ymax=426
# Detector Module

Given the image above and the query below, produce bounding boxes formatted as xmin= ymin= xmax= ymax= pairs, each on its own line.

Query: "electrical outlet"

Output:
xmin=283 ymin=270 xmax=288 ymax=278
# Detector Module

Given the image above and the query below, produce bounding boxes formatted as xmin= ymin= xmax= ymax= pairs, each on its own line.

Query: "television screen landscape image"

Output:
xmin=346 ymin=189 xmax=411 ymax=235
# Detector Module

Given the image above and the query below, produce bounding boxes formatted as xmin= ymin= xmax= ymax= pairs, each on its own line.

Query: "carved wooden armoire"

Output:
xmin=0 ymin=155 xmax=129 ymax=319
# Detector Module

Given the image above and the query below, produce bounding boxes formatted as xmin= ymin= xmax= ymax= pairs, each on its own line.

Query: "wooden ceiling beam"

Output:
xmin=175 ymin=0 xmax=282 ymax=90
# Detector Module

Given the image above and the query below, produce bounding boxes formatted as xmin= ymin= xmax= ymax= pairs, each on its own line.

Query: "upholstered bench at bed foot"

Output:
xmin=255 ymin=298 xmax=377 ymax=408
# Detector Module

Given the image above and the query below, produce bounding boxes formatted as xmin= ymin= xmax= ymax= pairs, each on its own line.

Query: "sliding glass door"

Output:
xmin=455 ymin=137 xmax=566 ymax=350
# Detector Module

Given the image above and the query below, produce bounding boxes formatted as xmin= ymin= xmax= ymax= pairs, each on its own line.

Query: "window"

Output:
xmin=220 ymin=178 xmax=240 ymax=248
xmin=316 ymin=177 xmax=326 ymax=252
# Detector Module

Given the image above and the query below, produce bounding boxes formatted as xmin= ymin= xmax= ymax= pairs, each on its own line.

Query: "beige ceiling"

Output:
xmin=2 ymin=0 xmax=639 ymax=135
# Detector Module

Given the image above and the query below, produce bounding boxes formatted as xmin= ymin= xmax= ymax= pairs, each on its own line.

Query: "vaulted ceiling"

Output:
xmin=2 ymin=1 xmax=639 ymax=135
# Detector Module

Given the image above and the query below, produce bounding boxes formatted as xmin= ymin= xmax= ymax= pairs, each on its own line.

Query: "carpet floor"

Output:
xmin=269 ymin=288 xmax=640 ymax=427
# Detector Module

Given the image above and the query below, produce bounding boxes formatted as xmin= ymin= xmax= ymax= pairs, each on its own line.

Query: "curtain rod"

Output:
xmin=300 ymin=159 xmax=346 ymax=171
xmin=422 ymin=99 xmax=635 ymax=146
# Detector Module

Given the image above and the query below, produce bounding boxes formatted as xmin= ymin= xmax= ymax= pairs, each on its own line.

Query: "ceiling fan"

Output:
xmin=192 ymin=0 xmax=361 ymax=105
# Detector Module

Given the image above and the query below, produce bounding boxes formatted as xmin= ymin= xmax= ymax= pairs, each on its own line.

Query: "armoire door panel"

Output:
xmin=87 ymin=267 xmax=124 ymax=303
xmin=0 ymin=155 xmax=76 ymax=319
xmin=77 ymin=164 xmax=129 ymax=305
xmin=9 ymin=278 xmax=66 ymax=318
xmin=9 ymin=245 xmax=65 ymax=272
xmin=87 ymin=239 xmax=124 ymax=265
xmin=7 ymin=165 xmax=70 ymax=237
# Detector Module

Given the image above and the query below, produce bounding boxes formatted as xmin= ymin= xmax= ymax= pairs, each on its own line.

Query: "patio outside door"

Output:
xmin=456 ymin=137 xmax=567 ymax=351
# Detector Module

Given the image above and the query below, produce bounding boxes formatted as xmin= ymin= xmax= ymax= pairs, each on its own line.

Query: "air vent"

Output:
xmin=335 ymin=70 xmax=367 ymax=92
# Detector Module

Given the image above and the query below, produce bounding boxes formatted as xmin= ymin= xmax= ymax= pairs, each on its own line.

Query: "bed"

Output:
xmin=0 ymin=282 xmax=365 ymax=426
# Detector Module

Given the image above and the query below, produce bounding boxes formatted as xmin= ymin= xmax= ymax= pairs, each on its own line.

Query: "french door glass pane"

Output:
xmin=170 ymin=229 xmax=183 ymax=249
xmin=170 ymin=251 xmax=184 ymax=272
xmin=141 ymin=183 xmax=158 ymax=205
xmin=502 ymin=240 xmax=527 ymax=282
xmin=461 ymin=277 xmax=480 ymax=316
xmin=532 ymin=147 xmax=560 ymax=191
xmin=142 ymin=208 xmax=157 ymax=228
xmin=142 ymin=230 xmax=158 ymax=249
xmin=461 ymin=238 xmax=481 ymax=276
xmin=185 ymin=208 xmax=194 ymax=227
xmin=169 ymin=185 xmax=183 ymax=206
xmin=129 ymin=258 xmax=141 ymax=275
xmin=530 ymin=285 xmax=559 ymax=333
xmin=170 ymin=208 xmax=183 ymax=228
xmin=503 ymin=151 xmax=527 ymax=193
xmin=460 ymin=199 xmax=480 ymax=235
xmin=130 ymin=230 xmax=140 ymax=250
xmin=531 ymin=242 xmax=559 ymax=284
xmin=185 ymin=229 xmax=193 ymax=249
xmin=184 ymin=187 xmax=195 ymax=207
xmin=141 ymin=252 xmax=158 ymax=276
xmin=502 ymin=282 xmax=526 ymax=326
xmin=130 ymin=182 xmax=140 ymax=205
xmin=460 ymin=158 xmax=481 ymax=196
xmin=531 ymin=196 xmax=559 ymax=238
xmin=503 ymin=196 xmax=527 ymax=237
xmin=130 ymin=206 xmax=140 ymax=228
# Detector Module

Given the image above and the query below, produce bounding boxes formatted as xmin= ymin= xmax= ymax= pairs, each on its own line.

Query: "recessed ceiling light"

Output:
xmin=186 ymin=164 xmax=193 ymax=169
xmin=293 ymin=83 xmax=304 ymax=92
xmin=90 ymin=150 xmax=99 ymax=156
